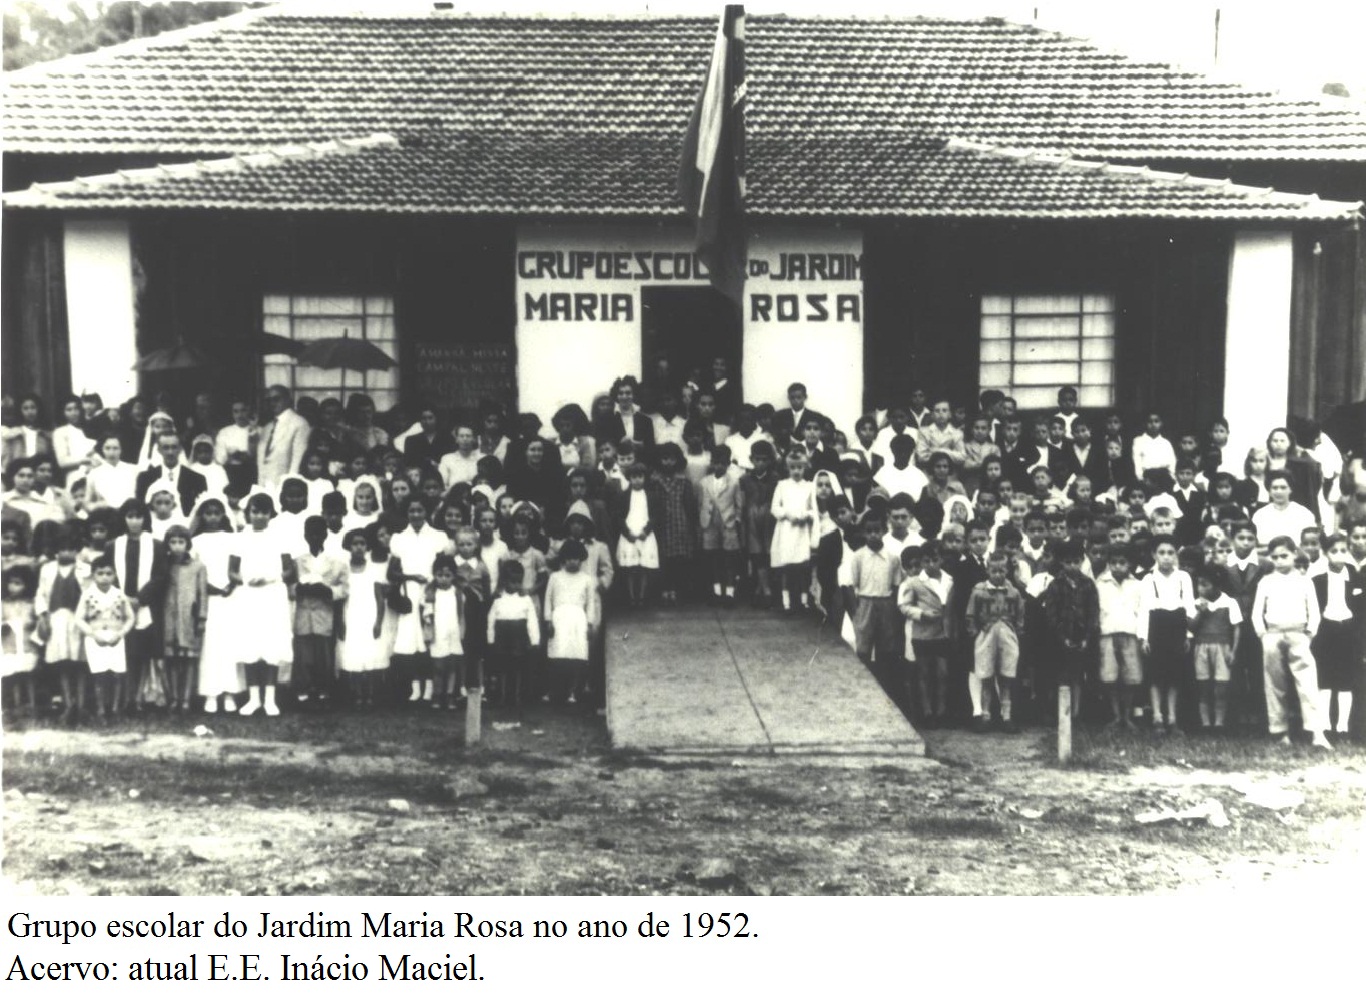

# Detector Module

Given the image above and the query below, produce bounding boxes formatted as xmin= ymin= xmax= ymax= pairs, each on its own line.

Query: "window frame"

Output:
xmin=978 ymin=292 xmax=1115 ymax=409
xmin=260 ymin=293 xmax=399 ymax=411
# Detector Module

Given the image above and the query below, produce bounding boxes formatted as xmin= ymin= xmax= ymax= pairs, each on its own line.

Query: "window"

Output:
xmin=978 ymin=294 xmax=1115 ymax=410
xmin=262 ymin=295 xmax=399 ymax=411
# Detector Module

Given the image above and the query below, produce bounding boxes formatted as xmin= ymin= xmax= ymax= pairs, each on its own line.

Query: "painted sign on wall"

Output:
xmin=515 ymin=224 xmax=864 ymax=432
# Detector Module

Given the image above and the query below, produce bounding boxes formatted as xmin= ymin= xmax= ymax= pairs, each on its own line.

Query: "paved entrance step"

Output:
xmin=605 ymin=606 xmax=924 ymax=762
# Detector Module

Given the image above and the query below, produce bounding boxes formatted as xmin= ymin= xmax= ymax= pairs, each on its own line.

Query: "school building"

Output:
xmin=4 ymin=9 xmax=1364 ymax=458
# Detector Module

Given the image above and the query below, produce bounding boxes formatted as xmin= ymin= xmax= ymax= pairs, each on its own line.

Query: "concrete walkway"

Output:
xmin=605 ymin=606 xmax=924 ymax=760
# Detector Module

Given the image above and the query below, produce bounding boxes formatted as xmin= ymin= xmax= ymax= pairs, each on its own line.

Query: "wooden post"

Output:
xmin=465 ymin=688 xmax=482 ymax=747
xmin=1057 ymin=686 xmax=1072 ymax=763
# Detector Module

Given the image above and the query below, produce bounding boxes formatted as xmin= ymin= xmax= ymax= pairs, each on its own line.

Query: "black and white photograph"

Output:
xmin=2 ymin=0 xmax=1365 ymax=913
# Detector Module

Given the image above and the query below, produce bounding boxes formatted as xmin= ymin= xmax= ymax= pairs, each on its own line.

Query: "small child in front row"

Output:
xmin=452 ymin=526 xmax=491 ymax=701
xmin=487 ymin=561 xmax=539 ymax=707
xmin=1095 ymin=545 xmax=1144 ymax=728
xmin=898 ymin=539 xmax=954 ymax=726
xmin=36 ymin=526 xmax=86 ymax=722
xmin=161 ymin=525 xmax=207 ymax=713
xmin=422 ymin=553 xmax=465 ymax=710
xmin=1252 ymin=536 xmax=1332 ymax=750
xmin=74 ymin=556 xmax=136 ymax=722
xmin=1137 ymin=536 xmax=1195 ymax=733
xmin=965 ymin=552 xmax=1026 ymax=731
xmin=698 ymin=445 xmax=742 ymax=604
xmin=1312 ymin=533 xmax=1362 ymax=739
xmin=338 ymin=528 xmax=385 ymax=708
xmin=615 ymin=463 xmax=659 ymax=608
xmin=293 ymin=516 xmax=347 ymax=706
xmin=544 ymin=539 xmax=596 ymax=705
xmin=1190 ymin=566 xmax=1243 ymax=730
xmin=2 ymin=566 xmax=39 ymax=716
xmin=1042 ymin=539 xmax=1099 ymax=723
xmin=847 ymin=516 xmax=904 ymax=698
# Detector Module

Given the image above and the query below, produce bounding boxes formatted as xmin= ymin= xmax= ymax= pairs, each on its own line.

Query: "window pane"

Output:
xmin=367 ymin=368 xmax=398 ymax=391
xmin=1013 ymin=362 xmax=1081 ymax=385
xmin=1081 ymin=338 xmax=1114 ymax=361
xmin=981 ymin=295 xmax=1013 ymax=315
xmin=1079 ymin=386 xmax=1114 ymax=407
xmin=263 ymin=294 xmax=291 ymax=315
xmin=1014 ymin=338 xmax=1079 ymax=362
xmin=981 ymin=316 xmax=1012 ymax=340
xmin=1082 ymin=294 xmax=1115 ymax=314
xmin=263 ymin=362 xmax=293 ymax=386
xmin=979 ymin=362 xmax=1012 ymax=388
xmin=1014 ymin=387 xmax=1057 ymax=409
xmin=1080 ymin=361 xmax=1113 ymax=385
xmin=1082 ymin=314 xmax=1115 ymax=339
xmin=1013 ymin=295 xmax=1081 ymax=315
xmin=1014 ymin=316 xmax=1080 ymax=339
xmin=263 ymin=314 xmax=292 ymax=337
xmin=366 ymin=315 xmax=395 ymax=341
xmin=365 ymin=296 xmax=393 ymax=316
xmin=370 ymin=389 xmax=398 ymax=412
xmin=980 ymin=341 xmax=1012 ymax=364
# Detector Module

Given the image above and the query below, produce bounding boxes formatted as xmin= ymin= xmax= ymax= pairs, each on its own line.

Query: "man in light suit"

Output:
xmin=256 ymin=385 xmax=311 ymax=489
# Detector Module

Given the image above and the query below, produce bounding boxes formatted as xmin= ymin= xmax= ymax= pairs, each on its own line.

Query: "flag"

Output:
xmin=678 ymin=4 xmax=746 ymax=303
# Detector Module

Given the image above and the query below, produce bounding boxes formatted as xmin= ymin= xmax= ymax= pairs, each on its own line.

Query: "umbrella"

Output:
xmin=296 ymin=336 xmax=396 ymax=373
xmin=132 ymin=344 xmax=210 ymax=371
xmin=208 ymin=330 xmax=304 ymax=358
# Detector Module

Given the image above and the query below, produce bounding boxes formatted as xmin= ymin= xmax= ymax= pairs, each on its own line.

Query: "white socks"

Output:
xmin=1336 ymin=692 xmax=1353 ymax=733
xmin=239 ymin=689 xmax=261 ymax=716
xmin=967 ymin=674 xmax=984 ymax=717
xmin=262 ymin=685 xmax=279 ymax=716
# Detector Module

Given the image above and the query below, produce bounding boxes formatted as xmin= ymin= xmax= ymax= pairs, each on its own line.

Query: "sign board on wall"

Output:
xmin=515 ymin=224 xmax=864 ymax=433
xmin=744 ymin=227 xmax=864 ymax=436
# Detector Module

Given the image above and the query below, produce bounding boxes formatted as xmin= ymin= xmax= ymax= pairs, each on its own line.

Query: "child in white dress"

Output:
xmin=2 ymin=565 xmax=39 ymax=717
xmin=544 ymin=539 xmax=597 ymax=705
xmin=191 ymin=496 xmax=242 ymax=713
xmin=230 ymin=493 xmax=296 ymax=716
xmin=770 ymin=446 xmax=819 ymax=612
xmin=615 ymin=463 xmax=658 ymax=608
xmin=339 ymin=528 xmax=385 ymax=708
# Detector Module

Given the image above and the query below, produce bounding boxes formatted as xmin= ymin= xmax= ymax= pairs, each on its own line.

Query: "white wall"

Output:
xmin=514 ymin=222 xmax=866 ymax=434
xmin=515 ymin=224 xmax=706 ymax=421
xmin=1223 ymin=230 xmax=1294 ymax=463
xmin=63 ymin=219 xmax=138 ymax=407
xmin=744 ymin=226 xmax=864 ymax=435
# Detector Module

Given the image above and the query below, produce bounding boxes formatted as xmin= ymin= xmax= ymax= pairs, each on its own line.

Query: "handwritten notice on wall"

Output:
xmin=412 ymin=342 xmax=516 ymax=413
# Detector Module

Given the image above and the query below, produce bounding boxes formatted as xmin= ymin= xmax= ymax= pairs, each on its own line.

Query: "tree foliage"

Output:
xmin=4 ymin=2 xmax=262 ymax=71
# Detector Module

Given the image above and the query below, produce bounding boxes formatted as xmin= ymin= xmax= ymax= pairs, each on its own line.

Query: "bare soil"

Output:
xmin=4 ymin=706 xmax=1364 ymax=896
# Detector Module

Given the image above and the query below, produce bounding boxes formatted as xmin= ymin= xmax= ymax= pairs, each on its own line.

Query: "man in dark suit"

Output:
xmin=771 ymin=382 xmax=825 ymax=454
xmin=135 ymin=432 xmax=207 ymax=516
xmin=706 ymin=356 xmax=742 ymax=426
xmin=1062 ymin=417 xmax=1108 ymax=488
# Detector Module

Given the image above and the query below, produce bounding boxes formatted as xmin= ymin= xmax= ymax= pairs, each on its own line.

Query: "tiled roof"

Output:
xmin=7 ymin=129 xmax=1359 ymax=223
xmin=5 ymin=11 xmax=1366 ymax=163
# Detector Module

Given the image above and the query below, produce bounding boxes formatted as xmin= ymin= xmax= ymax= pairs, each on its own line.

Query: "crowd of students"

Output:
xmin=1 ymin=375 xmax=1363 ymax=748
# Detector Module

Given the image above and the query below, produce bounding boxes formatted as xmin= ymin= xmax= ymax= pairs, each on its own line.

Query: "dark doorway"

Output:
xmin=640 ymin=286 xmax=741 ymax=393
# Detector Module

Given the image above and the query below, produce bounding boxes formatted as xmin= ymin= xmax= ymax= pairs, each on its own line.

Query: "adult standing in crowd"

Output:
xmin=214 ymin=398 xmax=259 ymax=467
xmin=601 ymin=377 xmax=655 ymax=456
xmin=256 ymin=385 xmax=311 ymax=489
xmin=135 ymin=432 xmax=207 ymax=516
xmin=2 ymin=394 xmax=53 ymax=468
xmin=52 ymin=394 xmax=97 ymax=484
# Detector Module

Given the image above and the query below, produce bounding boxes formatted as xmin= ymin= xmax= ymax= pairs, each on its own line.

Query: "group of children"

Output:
xmin=1 ymin=379 xmax=1362 ymax=749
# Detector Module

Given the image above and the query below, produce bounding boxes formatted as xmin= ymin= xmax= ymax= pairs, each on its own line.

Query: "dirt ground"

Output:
xmin=3 ymin=705 xmax=1365 ymax=896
